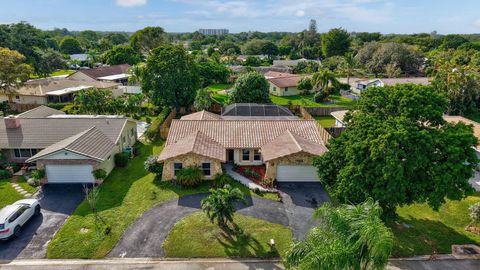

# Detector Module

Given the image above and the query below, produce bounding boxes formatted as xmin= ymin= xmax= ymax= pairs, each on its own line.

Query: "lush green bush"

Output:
xmin=144 ymin=107 xmax=170 ymax=141
xmin=92 ymin=169 xmax=107 ymax=180
xmin=144 ymin=156 xmax=163 ymax=175
xmin=27 ymin=178 xmax=40 ymax=187
xmin=48 ymin=102 xmax=72 ymax=110
xmin=176 ymin=166 xmax=203 ymax=187
xmin=31 ymin=169 xmax=45 ymax=180
xmin=0 ymin=169 xmax=11 ymax=179
xmin=212 ymin=173 xmax=232 ymax=188
xmin=314 ymin=91 xmax=329 ymax=103
xmin=114 ymin=152 xmax=130 ymax=167
xmin=243 ymin=168 xmax=260 ymax=179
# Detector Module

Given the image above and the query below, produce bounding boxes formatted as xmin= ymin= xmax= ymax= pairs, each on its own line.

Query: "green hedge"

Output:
xmin=144 ymin=107 xmax=171 ymax=141
xmin=47 ymin=103 xmax=72 ymax=110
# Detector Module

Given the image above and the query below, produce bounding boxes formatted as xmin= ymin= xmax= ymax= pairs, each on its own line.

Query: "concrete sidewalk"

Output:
xmin=2 ymin=258 xmax=480 ymax=270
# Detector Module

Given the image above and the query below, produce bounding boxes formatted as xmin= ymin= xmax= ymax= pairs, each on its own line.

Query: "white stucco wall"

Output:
xmin=233 ymin=149 xmax=263 ymax=166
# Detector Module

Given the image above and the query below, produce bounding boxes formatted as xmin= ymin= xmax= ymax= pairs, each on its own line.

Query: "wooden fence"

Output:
xmin=325 ymin=127 xmax=347 ymax=138
xmin=300 ymin=107 xmax=333 ymax=143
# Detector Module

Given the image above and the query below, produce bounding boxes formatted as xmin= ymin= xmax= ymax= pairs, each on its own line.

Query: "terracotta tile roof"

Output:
xmin=0 ymin=116 xmax=131 ymax=149
xmin=13 ymin=78 xmax=118 ymax=97
xmin=443 ymin=115 xmax=480 ymax=149
xmin=16 ymin=105 xmax=65 ymax=118
xmin=265 ymin=72 xmax=304 ymax=88
xmin=264 ymin=71 xmax=294 ymax=78
xmin=27 ymin=127 xmax=116 ymax=162
xmin=158 ymin=131 xmax=226 ymax=162
xmin=165 ymin=119 xmax=325 ymax=149
xmin=70 ymin=64 xmax=131 ymax=80
xmin=180 ymin=111 xmax=221 ymax=120
xmin=261 ymin=130 xmax=328 ymax=161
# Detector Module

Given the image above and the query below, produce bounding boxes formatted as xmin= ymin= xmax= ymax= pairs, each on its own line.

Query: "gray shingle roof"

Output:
xmin=27 ymin=127 xmax=117 ymax=162
xmin=16 ymin=105 xmax=65 ymax=118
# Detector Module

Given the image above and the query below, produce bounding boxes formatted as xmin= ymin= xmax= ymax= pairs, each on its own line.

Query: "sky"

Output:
xmin=1 ymin=0 xmax=480 ymax=34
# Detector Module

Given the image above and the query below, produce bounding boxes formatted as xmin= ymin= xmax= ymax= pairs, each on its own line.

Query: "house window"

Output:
xmin=272 ymin=87 xmax=276 ymax=91
xmin=253 ymin=150 xmax=261 ymax=161
xmin=13 ymin=149 xmax=38 ymax=158
xmin=131 ymin=128 xmax=135 ymax=137
xmin=15 ymin=96 xmax=20 ymax=100
xmin=202 ymin=162 xmax=211 ymax=176
xmin=174 ymin=162 xmax=183 ymax=176
xmin=242 ymin=149 xmax=250 ymax=161
xmin=285 ymin=87 xmax=288 ymax=92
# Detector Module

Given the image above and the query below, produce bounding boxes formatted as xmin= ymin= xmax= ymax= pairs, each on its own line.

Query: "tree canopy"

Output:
xmin=314 ymin=84 xmax=478 ymax=216
xmin=196 ymin=60 xmax=231 ymax=87
xmin=322 ymin=28 xmax=351 ymax=58
xmin=130 ymin=26 xmax=168 ymax=55
xmin=0 ymin=47 xmax=33 ymax=101
xmin=142 ymin=45 xmax=200 ymax=110
xmin=60 ymin=36 xmax=83 ymax=54
xmin=103 ymin=45 xmax=142 ymax=65
xmin=228 ymin=72 xmax=270 ymax=104
xmin=33 ymin=48 xmax=67 ymax=77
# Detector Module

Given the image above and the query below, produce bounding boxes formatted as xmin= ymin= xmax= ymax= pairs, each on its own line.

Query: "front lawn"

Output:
xmin=0 ymin=178 xmax=24 ymax=208
xmin=389 ymin=193 xmax=480 ymax=257
xmin=163 ymin=212 xmax=293 ymax=258
xmin=270 ymin=94 xmax=357 ymax=108
xmin=315 ymin=116 xmax=335 ymax=128
xmin=208 ymin=84 xmax=232 ymax=105
xmin=16 ymin=176 xmax=39 ymax=194
xmin=48 ymin=140 xmax=278 ymax=259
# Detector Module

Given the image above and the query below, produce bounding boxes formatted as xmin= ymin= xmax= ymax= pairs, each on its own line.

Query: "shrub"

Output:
xmin=0 ymin=169 xmax=11 ymax=179
xmin=314 ymin=91 xmax=329 ymax=103
xmin=470 ymin=202 xmax=480 ymax=224
xmin=144 ymin=107 xmax=170 ymax=141
xmin=260 ymin=178 xmax=275 ymax=188
xmin=144 ymin=156 xmax=163 ymax=175
xmin=114 ymin=152 xmax=130 ymax=167
xmin=27 ymin=178 xmax=40 ymax=187
xmin=92 ymin=169 xmax=107 ymax=180
xmin=212 ymin=173 xmax=232 ymax=188
xmin=243 ymin=168 xmax=260 ymax=179
xmin=47 ymin=102 xmax=72 ymax=110
xmin=176 ymin=166 xmax=203 ymax=187
xmin=31 ymin=169 xmax=45 ymax=180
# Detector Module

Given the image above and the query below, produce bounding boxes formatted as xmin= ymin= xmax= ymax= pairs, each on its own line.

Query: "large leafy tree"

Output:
xmin=142 ymin=45 xmax=200 ymax=111
xmin=0 ymin=47 xmax=33 ymax=101
xmin=228 ymin=72 xmax=270 ymax=104
xmin=130 ymin=26 xmax=168 ymax=55
xmin=196 ymin=60 xmax=231 ymax=87
xmin=314 ymin=84 xmax=478 ymax=216
xmin=60 ymin=36 xmax=82 ymax=54
xmin=285 ymin=200 xmax=393 ymax=270
xmin=321 ymin=28 xmax=351 ymax=58
xmin=194 ymin=88 xmax=213 ymax=111
xmin=103 ymin=45 xmax=142 ymax=65
xmin=0 ymin=22 xmax=46 ymax=64
xmin=33 ymin=48 xmax=67 ymax=77
xmin=201 ymin=185 xmax=246 ymax=228
xmin=75 ymin=88 xmax=113 ymax=114
xmin=432 ymin=59 xmax=480 ymax=115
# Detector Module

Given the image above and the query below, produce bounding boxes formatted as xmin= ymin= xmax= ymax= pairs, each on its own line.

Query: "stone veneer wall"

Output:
xmin=264 ymin=152 xmax=315 ymax=180
xmin=162 ymin=153 xmax=222 ymax=180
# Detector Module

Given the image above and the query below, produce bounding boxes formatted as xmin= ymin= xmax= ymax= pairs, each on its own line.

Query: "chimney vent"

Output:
xmin=4 ymin=115 xmax=21 ymax=129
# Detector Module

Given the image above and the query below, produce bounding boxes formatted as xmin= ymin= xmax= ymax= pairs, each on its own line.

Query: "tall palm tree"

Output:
xmin=285 ymin=199 xmax=394 ymax=270
xmin=341 ymin=52 xmax=357 ymax=84
xmin=201 ymin=185 xmax=246 ymax=228
xmin=312 ymin=69 xmax=340 ymax=94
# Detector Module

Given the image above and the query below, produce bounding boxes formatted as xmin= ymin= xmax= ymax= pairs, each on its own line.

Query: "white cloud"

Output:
xmin=295 ymin=10 xmax=305 ymax=17
xmin=116 ymin=0 xmax=147 ymax=7
xmin=473 ymin=19 xmax=480 ymax=28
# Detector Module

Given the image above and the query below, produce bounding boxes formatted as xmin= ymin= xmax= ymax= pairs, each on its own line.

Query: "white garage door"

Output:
xmin=276 ymin=165 xmax=320 ymax=182
xmin=46 ymin=165 xmax=95 ymax=183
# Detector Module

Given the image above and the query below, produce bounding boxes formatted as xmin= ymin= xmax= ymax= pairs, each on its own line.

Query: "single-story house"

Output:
xmin=340 ymin=77 xmax=431 ymax=95
xmin=0 ymin=106 xmax=137 ymax=184
xmin=68 ymin=64 xmax=131 ymax=85
xmin=273 ymin=58 xmax=320 ymax=67
xmin=331 ymin=110 xmax=349 ymax=127
xmin=158 ymin=106 xmax=328 ymax=182
xmin=0 ymin=78 xmax=120 ymax=105
xmin=265 ymin=71 xmax=306 ymax=96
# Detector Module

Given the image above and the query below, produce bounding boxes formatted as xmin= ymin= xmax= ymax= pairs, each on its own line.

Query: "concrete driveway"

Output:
xmin=277 ymin=182 xmax=330 ymax=240
xmin=0 ymin=184 xmax=85 ymax=261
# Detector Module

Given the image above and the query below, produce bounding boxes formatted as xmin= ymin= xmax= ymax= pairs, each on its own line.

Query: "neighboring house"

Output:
xmin=0 ymin=106 xmax=137 ymax=184
xmin=273 ymin=58 xmax=320 ymax=67
xmin=221 ymin=103 xmax=298 ymax=120
xmin=237 ymin=55 xmax=268 ymax=62
xmin=331 ymin=110 xmax=349 ymax=127
xmin=443 ymin=115 xmax=480 ymax=160
xmin=0 ymin=78 xmax=120 ymax=105
xmin=158 ymin=105 xmax=328 ymax=182
xmin=265 ymin=71 xmax=306 ymax=96
xmin=340 ymin=77 xmax=431 ymax=95
xmin=68 ymin=64 xmax=131 ymax=85
xmin=69 ymin=54 xmax=89 ymax=62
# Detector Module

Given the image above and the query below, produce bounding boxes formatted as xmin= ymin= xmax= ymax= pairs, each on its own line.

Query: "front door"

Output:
xmin=228 ymin=149 xmax=234 ymax=162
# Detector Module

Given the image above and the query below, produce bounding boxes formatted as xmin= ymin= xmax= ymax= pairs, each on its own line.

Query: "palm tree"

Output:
xmin=285 ymin=199 xmax=394 ymax=270
xmin=341 ymin=52 xmax=357 ymax=84
xmin=312 ymin=69 xmax=340 ymax=97
xmin=201 ymin=185 xmax=246 ymax=228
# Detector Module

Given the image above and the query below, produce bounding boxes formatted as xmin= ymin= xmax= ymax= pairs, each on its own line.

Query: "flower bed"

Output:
xmin=234 ymin=165 xmax=275 ymax=189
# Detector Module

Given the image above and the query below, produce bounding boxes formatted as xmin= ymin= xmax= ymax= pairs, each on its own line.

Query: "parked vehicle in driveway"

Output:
xmin=0 ymin=199 xmax=41 ymax=240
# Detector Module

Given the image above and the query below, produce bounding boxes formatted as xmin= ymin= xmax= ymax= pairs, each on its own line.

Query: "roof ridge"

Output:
xmin=63 ymin=127 xmax=98 ymax=149
xmin=286 ymin=130 xmax=302 ymax=151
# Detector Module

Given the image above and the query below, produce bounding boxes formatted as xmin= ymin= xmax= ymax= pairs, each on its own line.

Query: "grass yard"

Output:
xmin=208 ymin=84 xmax=232 ymax=105
xmin=163 ymin=212 xmax=293 ymax=258
xmin=466 ymin=112 xmax=480 ymax=123
xmin=0 ymin=178 xmax=24 ymax=208
xmin=270 ymin=94 xmax=357 ymax=108
xmin=16 ymin=176 xmax=39 ymax=194
xmin=47 ymin=139 xmax=278 ymax=259
xmin=30 ymin=69 xmax=75 ymax=79
xmin=389 ymin=193 xmax=480 ymax=257
xmin=315 ymin=116 xmax=336 ymax=128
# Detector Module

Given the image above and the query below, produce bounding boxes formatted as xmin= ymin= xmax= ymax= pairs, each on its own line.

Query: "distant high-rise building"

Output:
xmin=198 ymin=29 xmax=229 ymax=35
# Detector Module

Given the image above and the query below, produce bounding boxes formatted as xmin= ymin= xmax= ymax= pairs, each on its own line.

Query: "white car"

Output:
xmin=0 ymin=199 xmax=41 ymax=240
